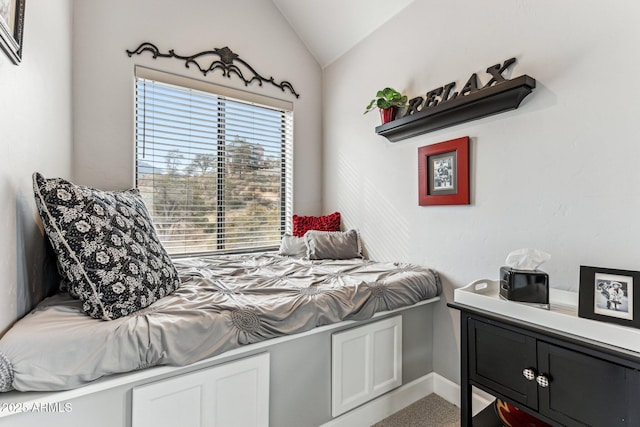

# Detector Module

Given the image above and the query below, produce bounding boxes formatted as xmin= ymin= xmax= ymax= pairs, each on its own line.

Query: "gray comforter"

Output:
xmin=0 ymin=253 xmax=440 ymax=392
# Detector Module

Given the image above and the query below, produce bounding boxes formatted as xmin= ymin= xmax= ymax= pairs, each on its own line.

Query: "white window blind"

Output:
xmin=135 ymin=72 xmax=293 ymax=255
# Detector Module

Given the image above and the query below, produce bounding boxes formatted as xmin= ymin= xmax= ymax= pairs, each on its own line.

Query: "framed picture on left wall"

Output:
xmin=0 ymin=0 xmax=26 ymax=64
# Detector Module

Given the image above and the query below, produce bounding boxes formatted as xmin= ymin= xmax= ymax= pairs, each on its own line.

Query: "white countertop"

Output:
xmin=454 ymin=279 xmax=640 ymax=355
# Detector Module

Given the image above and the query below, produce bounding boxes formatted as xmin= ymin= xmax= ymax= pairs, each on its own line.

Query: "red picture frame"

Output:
xmin=418 ymin=136 xmax=470 ymax=206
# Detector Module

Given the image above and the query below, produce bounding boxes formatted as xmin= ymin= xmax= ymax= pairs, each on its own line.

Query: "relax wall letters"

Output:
xmin=376 ymin=58 xmax=535 ymax=142
xmin=406 ymin=58 xmax=517 ymax=116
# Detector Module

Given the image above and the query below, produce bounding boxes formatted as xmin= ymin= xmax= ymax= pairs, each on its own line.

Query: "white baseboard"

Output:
xmin=320 ymin=372 xmax=493 ymax=427
xmin=431 ymin=373 xmax=494 ymax=416
xmin=320 ymin=374 xmax=434 ymax=427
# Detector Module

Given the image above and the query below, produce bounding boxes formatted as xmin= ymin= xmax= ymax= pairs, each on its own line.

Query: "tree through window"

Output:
xmin=135 ymin=73 xmax=293 ymax=255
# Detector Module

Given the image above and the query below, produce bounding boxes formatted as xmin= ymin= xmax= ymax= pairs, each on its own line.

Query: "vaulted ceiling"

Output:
xmin=272 ymin=0 xmax=415 ymax=68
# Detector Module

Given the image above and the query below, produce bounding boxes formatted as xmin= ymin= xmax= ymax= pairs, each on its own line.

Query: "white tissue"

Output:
xmin=504 ymin=248 xmax=550 ymax=271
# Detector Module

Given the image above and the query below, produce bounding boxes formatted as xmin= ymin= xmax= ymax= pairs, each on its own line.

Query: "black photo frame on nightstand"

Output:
xmin=579 ymin=265 xmax=640 ymax=328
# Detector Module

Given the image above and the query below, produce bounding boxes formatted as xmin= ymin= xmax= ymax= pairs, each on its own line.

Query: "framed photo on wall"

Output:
xmin=579 ymin=265 xmax=640 ymax=328
xmin=418 ymin=136 xmax=470 ymax=206
xmin=0 ymin=0 xmax=26 ymax=64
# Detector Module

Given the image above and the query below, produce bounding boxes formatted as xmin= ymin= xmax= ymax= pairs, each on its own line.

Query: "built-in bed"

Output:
xmin=0 ymin=252 xmax=440 ymax=394
xmin=0 ymin=174 xmax=442 ymax=426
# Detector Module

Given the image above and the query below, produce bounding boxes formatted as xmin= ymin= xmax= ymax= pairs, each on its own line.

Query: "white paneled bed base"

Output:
xmin=331 ymin=315 xmax=402 ymax=417
xmin=0 ymin=300 xmax=437 ymax=426
xmin=132 ymin=353 xmax=269 ymax=427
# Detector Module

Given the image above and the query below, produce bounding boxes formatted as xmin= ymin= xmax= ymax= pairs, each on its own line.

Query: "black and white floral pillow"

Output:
xmin=32 ymin=172 xmax=181 ymax=320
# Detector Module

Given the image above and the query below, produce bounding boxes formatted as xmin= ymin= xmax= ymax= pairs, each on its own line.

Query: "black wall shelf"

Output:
xmin=375 ymin=75 xmax=536 ymax=142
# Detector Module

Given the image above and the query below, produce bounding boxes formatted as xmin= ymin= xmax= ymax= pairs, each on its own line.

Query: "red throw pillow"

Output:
xmin=292 ymin=212 xmax=341 ymax=237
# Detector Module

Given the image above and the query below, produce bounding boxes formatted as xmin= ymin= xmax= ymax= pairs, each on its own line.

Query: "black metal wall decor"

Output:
xmin=376 ymin=58 xmax=535 ymax=142
xmin=126 ymin=42 xmax=300 ymax=98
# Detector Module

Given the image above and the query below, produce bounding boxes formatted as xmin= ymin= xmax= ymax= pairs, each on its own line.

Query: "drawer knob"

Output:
xmin=536 ymin=374 xmax=550 ymax=388
xmin=522 ymin=368 xmax=536 ymax=381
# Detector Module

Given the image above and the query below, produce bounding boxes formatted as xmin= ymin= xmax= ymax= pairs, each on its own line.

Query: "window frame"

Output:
xmin=134 ymin=66 xmax=294 ymax=256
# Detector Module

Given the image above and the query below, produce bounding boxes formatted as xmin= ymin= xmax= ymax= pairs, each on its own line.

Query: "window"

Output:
xmin=134 ymin=68 xmax=293 ymax=255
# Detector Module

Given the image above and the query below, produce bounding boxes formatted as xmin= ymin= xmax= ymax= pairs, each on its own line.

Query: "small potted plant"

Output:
xmin=364 ymin=87 xmax=408 ymax=124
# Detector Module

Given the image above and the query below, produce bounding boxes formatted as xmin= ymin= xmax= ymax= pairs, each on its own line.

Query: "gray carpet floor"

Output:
xmin=372 ymin=394 xmax=460 ymax=427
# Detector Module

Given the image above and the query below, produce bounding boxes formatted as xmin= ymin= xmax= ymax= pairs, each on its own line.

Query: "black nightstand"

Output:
xmin=450 ymin=302 xmax=640 ymax=427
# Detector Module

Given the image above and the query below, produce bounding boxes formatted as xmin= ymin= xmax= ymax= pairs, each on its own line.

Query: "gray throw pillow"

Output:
xmin=304 ymin=229 xmax=363 ymax=260
xmin=279 ymin=234 xmax=307 ymax=257
xmin=32 ymin=172 xmax=181 ymax=320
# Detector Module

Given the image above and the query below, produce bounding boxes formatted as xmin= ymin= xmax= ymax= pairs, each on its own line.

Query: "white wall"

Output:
xmin=72 ymin=0 xmax=322 ymax=218
xmin=0 ymin=2 xmax=73 ymax=335
xmin=323 ymin=0 xmax=640 ymax=383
